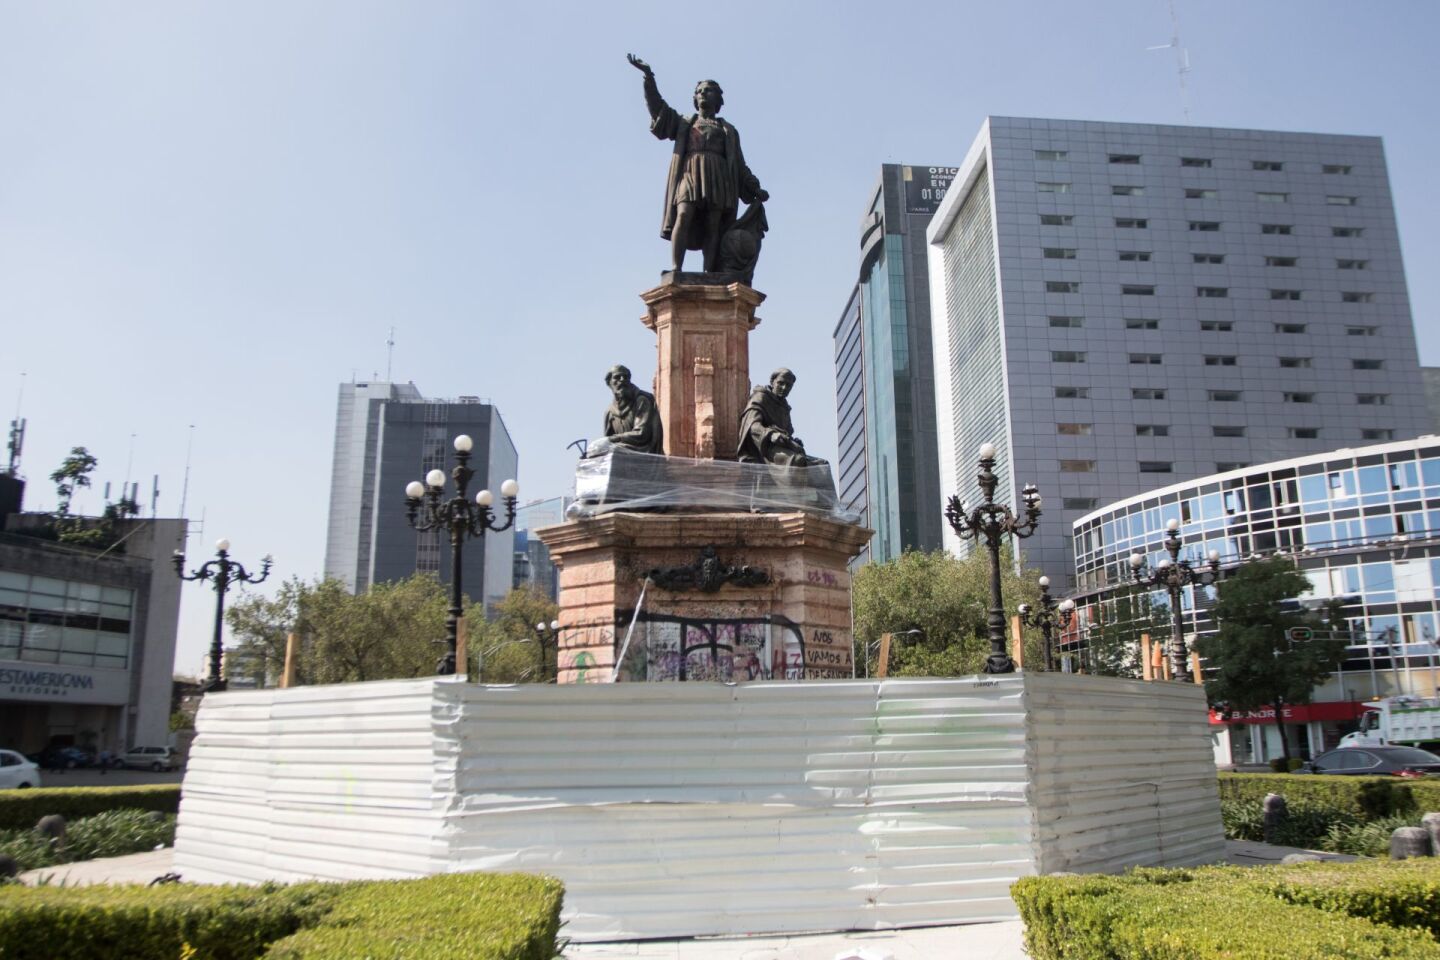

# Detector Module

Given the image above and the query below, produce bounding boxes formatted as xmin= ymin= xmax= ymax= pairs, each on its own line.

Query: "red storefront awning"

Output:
xmin=1208 ymin=701 xmax=1367 ymax=725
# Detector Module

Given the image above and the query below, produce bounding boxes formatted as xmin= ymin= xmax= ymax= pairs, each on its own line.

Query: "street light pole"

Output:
xmin=173 ymin=539 xmax=272 ymax=692
xmin=404 ymin=434 xmax=519 ymax=676
xmin=1129 ymin=518 xmax=1221 ymax=681
xmin=944 ymin=443 xmax=1043 ymax=674
xmin=1018 ymin=576 xmax=1075 ymax=672
xmin=533 ymin=619 xmax=562 ymax=683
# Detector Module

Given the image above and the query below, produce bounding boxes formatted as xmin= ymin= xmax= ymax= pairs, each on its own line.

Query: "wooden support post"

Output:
xmin=1191 ymin=650 xmax=1204 ymax=684
xmin=1011 ymin=615 xmax=1024 ymax=669
xmin=281 ymin=633 xmax=299 ymax=688
xmin=1141 ymin=633 xmax=1153 ymax=681
xmin=876 ymin=633 xmax=892 ymax=678
xmin=456 ymin=618 xmax=468 ymax=678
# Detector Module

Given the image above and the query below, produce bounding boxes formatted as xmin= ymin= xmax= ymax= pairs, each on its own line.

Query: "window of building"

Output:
xmin=1139 ymin=461 xmax=1174 ymax=473
xmin=1185 ymin=188 xmax=1218 ymax=199
xmin=1253 ymin=160 xmax=1284 ymax=172
xmin=1112 ymin=184 xmax=1144 ymax=196
xmin=1114 ymin=217 xmax=1148 ymax=228
xmin=1132 ymin=387 xmax=1167 ymax=400
xmin=1346 ymin=324 xmax=1378 ymax=335
xmin=1288 ymin=427 xmax=1320 ymax=439
xmin=1327 ymin=195 xmax=1358 ymax=205
xmin=1057 ymin=423 xmax=1093 ymax=436
xmin=1135 ymin=424 xmax=1170 ymax=437
xmin=1035 ymin=149 xmax=1068 ymax=161
xmin=1278 ymin=356 xmax=1312 ymax=368
xmin=1126 ymin=318 xmax=1160 ymax=330
xmin=1270 ymin=289 xmax=1302 ymax=300
xmin=1356 ymin=394 xmax=1389 ymax=405
xmin=1197 ymin=286 xmax=1228 ymax=297
xmin=1048 ymin=315 xmax=1084 ymax=328
xmin=1256 ymin=191 xmax=1289 ymax=202
xmin=1038 ymin=181 xmax=1072 ymax=193
xmin=1054 ymin=386 xmax=1090 ymax=399
xmin=1362 ymin=428 xmax=1395 ymax=441
xmin=1337 ymin=259 xmax=1369 ymax=270
xmin=1122 ymin=284 xmax=1156 ymax=295
xmin=1046 ymin=281 xmax=1081 ymax=293
xmin=1205 ymin=355 xmax=1237 ymax=366
xmin=1129 ymin=353 xmax=1163 ymax=365
xmin=1189 ymin=221 xmax=1221 ymax=231
xmin=1332 ymin=226 xmax=1363 ymax=238
xmin=1342 ymin=292 xmax=1374 ymax=303
xmin=1040 ymin=213 xmax=1074 ymax=225
xmin=1109 ymin=153 xmax=1142 ymax=164
xmin=1181 ymin=157 xmax=1213 ymax=167
xmin=1209 ymin=390 xmax=1242 ymax=402
xmin=1193 ymin=253 xmax=1224 ymax=264
xmin=1043 ymin=247 xmax=1078 ymax=259
xmin=1265 ymin=256 xmax=1298 ymax=267
xmin=1060 ymin=460 xmax=1097 ymax=472
xmin=1217 ymin=462 xmax=1250 ymax=472
xmin=1352 ymin=358 xmax=1384 ymax=370
xmin=1261 ymin=223 xmax=1293 ymax=235
xmin=1063 ymin=498 xmax=1099 ymax=510
xmin=1284 ymin=392 xmax=1315 ymax=403
xmin=1051 ymin=350 xmax=1086 ymax=363
xmin=1323 ymin=164 xmax=1353 ymax=174
xmin=1274 ymin=323 xmax=1307 ymax=334
xmin=1199 ymin=320 xmax=1233 ymax=332
xmin=1118 ymin=250 xmax=1152 ymax=261
xmin=1213 ymin=425 xmax=1246 ymax=438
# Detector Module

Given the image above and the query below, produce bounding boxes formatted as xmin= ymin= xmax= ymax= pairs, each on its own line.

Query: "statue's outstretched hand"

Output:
xmin=756 ymin=189 xmax=770 ymax=203
xmin=627 ymin=54 xmax=653 ymax=77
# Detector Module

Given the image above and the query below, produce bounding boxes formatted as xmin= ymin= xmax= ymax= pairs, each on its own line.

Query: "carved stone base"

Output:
xmin=536 ymin=511 xmax=871 ymax=684
xmin=641 ymin=282 xmax=763 ymax=460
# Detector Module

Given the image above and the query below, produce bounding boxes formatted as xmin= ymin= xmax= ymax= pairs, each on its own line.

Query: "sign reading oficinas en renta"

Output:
xmin=0 ymin=661 xmax=130 ymax=705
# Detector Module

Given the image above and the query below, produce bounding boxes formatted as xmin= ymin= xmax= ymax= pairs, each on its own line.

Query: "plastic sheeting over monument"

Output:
xmin=173 ymin=674 xmax=1224 ymax=941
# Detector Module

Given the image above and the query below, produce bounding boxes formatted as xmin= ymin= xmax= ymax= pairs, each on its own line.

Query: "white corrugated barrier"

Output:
xmin=173 ymin=674 xmax=1224 ymax=940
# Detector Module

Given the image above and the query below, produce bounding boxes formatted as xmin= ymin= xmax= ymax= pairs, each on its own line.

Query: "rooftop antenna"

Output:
xmin=178 ymin=424 xmax=196 ymax=545
xmin=1146 ymin=0 xmax=1192 ymax=123
xmin=123 ymin=432 xmax=136 ymax=493
xmin=385 ymin=326 xmax=396 ymax=382
xmin=151 ymin=474 xmax=160 ymax=517
xmin=6 ymin=372 xmax=25 ymax=476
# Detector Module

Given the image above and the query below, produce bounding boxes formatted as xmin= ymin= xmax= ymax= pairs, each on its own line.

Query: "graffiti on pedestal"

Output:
xmin=611 ymin=611 xmax=806 ymax=682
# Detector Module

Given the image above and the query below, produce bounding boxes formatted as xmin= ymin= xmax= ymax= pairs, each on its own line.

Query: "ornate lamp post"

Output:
xmin=944 ymin=442 xmax=1043 ymax=674
xmin=1018 ymin=576 xmax=1075 ymax=673
xmin=173 ymin=539 xmax=273 ymax=692
xmin=533 ymin=619 xmax=561 ymax=683
xmin=1129 ymin=518 xmax=1221 ymax=681
xmin=404 ymin=434 xmax=518 ymax=676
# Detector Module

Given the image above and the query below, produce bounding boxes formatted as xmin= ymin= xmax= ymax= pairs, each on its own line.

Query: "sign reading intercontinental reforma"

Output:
xmin=0 ymin=659 xmax=131 ymax=704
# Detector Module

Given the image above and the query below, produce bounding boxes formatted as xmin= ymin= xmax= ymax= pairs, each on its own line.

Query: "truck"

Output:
xmin=1339 ymin=696 xmax=1440 ymax=750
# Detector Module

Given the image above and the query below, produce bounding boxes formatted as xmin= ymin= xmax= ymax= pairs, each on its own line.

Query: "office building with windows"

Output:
xmin=1070 ymin=437 xmax=1440 ymax=765
xmin=323 ymin=381 xmax=518 ymax=608
xmin=833 ymin=164 xmax=954 ymax=564
xmin=513 ymin=496 xmax=573 ymax=602
xmin=928 ymin=117 xmax=1431 ymax=583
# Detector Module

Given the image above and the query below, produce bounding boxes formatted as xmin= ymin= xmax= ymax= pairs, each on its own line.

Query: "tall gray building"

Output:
xmin=833 ymin=164 xmax=953 ymax=564
xmin=323 ymin=381 xmax=518 ymax=608
xmin=928 ymin=117 xmax=1430 ymax=584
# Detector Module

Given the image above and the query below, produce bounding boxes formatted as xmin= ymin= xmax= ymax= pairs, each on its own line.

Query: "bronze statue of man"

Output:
xmin=737 ymin=368 xmax=826 ymax=467
xmin=596 ymin=364 xmax=663 ymax=456
xmin=628 ymin=54 xmax=768 ymax=274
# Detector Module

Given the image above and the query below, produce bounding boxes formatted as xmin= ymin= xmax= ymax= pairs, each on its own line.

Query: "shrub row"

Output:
xmin=0 ymin=871 xmax=563 ymax=960
xmin=1 ymin=810 xmax=177 ymax=873
xmin=0 ymin=785 xmax=181 ymax=831
xmin=1217 ymin=771 xmax=1440 ymax=817
xmin=1014 ymin=859 xmax=1440 ymax=959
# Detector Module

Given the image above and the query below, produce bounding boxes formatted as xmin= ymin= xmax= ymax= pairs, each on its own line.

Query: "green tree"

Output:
xmin=852 ymin=547 xmax=1044 ymax=677
xmin=1193 ymin=556 xmax=1348 ymax=761
xmin=468 ymin=586 xmax=560 ymax=683
xmin=302 ymin=575 xmax=457 ymax=683
xmin=1081 ymin=583 xmax=1170 ymax=678
xmin=50 ymin=446 xmax=98 ymax=517
xmin=225 ymin=576 xmax=310 ymax=686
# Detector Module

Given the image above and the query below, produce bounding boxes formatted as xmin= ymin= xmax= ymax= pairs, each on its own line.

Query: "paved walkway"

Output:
xmin=16 ymin=840 xmax=1357 ymax=960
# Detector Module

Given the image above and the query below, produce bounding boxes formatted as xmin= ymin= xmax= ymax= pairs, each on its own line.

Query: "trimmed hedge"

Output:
xmin=1014 ymin=860 xmax=1440 ymax=960
xmin=0 ymin=872 xmax=563 ymax=960
xmin=1218 ymin=772 xmax=1440 ymax=817
xmin=0 ymin=785 xmax=181 ymax=831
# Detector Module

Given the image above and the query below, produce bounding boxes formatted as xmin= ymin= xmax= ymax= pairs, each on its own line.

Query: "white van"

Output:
xmin=122 ymin=745 xmax=177 ymax=771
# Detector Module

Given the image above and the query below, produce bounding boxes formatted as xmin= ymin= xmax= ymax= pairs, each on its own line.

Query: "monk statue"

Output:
xmin=737 ymin=369 xmax=827 ymax=467
xmin=589 ymin=364 xmax=663 ymax=457
xmin=628 ymin=54 xmax=768 ymax=275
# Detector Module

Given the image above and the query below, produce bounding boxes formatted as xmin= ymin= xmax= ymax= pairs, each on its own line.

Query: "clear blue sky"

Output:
xmin=2 ymin=1 xmax=1437 ymax=675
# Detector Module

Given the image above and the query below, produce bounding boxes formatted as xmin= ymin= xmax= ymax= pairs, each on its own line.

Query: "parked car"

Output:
xmin=1297 ymin=745 xmax=1440 ymax=777
xmin=0 ymin=749 xmax=42 ymax=788
xmin=122 ymin=745 xmax=177 ymax=771
xmin=29 ymin=745 xmax=95 ymax=770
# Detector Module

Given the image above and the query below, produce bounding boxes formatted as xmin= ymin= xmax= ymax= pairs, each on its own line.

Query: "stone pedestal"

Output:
xmin=537 ymin=511 xmax=869 ymax=683
xmin=641 ymin=281 xmax=763 ymax=460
